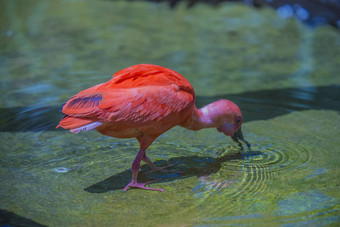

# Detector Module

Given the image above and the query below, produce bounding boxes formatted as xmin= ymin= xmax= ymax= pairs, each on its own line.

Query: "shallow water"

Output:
xmin=1 ymin=1 xmax=340 ymax=226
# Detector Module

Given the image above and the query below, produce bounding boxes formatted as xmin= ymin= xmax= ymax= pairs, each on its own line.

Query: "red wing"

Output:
xmin=60 ymin=64 xmax=195 ymax=126
xmin=61 ymin=84 xmax=194 ymax=124
xmin=98 ymin=85 xmax=194 ymax=123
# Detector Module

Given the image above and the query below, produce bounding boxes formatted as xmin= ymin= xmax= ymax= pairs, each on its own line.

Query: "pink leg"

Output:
xmin=123 ymin=149 xmax=164 ymax=192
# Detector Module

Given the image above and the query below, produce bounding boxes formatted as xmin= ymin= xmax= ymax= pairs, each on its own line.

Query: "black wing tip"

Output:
xmin=59 ymin=102 xmax=66 ymax=115
xmin=65 ymin=94 xmax=102 ymax=110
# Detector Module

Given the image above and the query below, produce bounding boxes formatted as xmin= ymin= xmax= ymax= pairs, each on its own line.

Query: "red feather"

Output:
xmin=58 ymin=64 xmax=195 ymax=132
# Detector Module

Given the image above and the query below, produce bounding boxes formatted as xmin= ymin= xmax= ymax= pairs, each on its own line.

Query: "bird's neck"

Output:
xmin=184 ymin=105 xmax=217 ymax=131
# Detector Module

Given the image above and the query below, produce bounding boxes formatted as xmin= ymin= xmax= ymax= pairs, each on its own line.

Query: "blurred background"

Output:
xmin=0 ymin=0 xmax=339 ymax=226
xmin=148 ymin=0 xmax=340 ymax=28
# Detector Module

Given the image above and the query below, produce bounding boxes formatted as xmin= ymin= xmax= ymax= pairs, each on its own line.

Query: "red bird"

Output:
xmin=57 ymin=64 xmax=248 ymax=191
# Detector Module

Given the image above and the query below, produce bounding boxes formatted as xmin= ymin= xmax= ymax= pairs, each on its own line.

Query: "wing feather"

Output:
xmin=61 ymin=83 xmax=104 ymax=117
xmin=99 ymin=85 xmax=194 ymax=124
xmin=60 ymin=64 xmax=195 ymax=126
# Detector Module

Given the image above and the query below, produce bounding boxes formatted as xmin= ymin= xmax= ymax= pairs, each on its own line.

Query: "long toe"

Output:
xmin=123 ymin=181 xmax=164 ymax=192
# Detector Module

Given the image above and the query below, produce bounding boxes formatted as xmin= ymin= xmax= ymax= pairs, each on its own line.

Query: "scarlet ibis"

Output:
xmin=57 ymin=64 xmax=249 ymax=191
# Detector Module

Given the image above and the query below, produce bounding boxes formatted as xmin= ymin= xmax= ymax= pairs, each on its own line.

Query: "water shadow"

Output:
xmin=196 ymin=84 xmax=340 ymax=122
xmin=0 ymin=105 xmax=59 ymax=132
xmin=0 ymin=208 xmax=47 ymax=227
xmin=0 ymin=85 xmax=339 ymax=132
xmin=84 ymin=149 xmax=262 ymax=193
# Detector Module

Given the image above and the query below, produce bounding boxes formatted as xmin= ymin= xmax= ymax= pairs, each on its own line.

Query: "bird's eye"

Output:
xmin=236 ymin=117 xmax=242 ymax=124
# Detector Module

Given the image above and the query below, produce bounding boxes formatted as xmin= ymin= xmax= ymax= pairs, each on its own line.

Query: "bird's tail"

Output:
xmin=56 ymin=116 xmax=102 ymax=134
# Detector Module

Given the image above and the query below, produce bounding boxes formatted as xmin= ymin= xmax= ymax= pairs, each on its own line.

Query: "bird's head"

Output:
xmin=200 ymin=99 xmax=250 ymax=148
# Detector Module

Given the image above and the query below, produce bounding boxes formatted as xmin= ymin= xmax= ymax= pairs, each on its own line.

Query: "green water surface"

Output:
xmin=0 ymin=0 xmax=339 ymax=226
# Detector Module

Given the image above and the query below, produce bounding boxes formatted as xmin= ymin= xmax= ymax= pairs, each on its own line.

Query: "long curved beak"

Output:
xmin=232 ymin=127 xmax=251 ymax=149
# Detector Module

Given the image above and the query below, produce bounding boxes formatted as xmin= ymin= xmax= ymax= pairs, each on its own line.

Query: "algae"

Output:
xmin=0 ymin=0 xmax=339 ymax=226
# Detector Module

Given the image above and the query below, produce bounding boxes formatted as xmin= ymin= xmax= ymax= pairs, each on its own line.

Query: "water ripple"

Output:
xmin=194 ymin=142 xmax=314 ymax=201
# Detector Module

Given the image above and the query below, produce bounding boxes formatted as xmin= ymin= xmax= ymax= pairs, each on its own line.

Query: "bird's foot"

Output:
xmin=123 ymin=180 xmax=164 ymax=192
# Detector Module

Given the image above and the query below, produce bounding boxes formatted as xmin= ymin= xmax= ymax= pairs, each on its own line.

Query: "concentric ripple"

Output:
xmin=188 ymin=139 xmax=322 ymax=224
xmin=193 ymin=140 xmax=314 ymax=200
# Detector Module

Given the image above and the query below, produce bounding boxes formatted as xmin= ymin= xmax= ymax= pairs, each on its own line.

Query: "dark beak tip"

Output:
xmin=231 ymin=127 xmax=251 ymax=150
